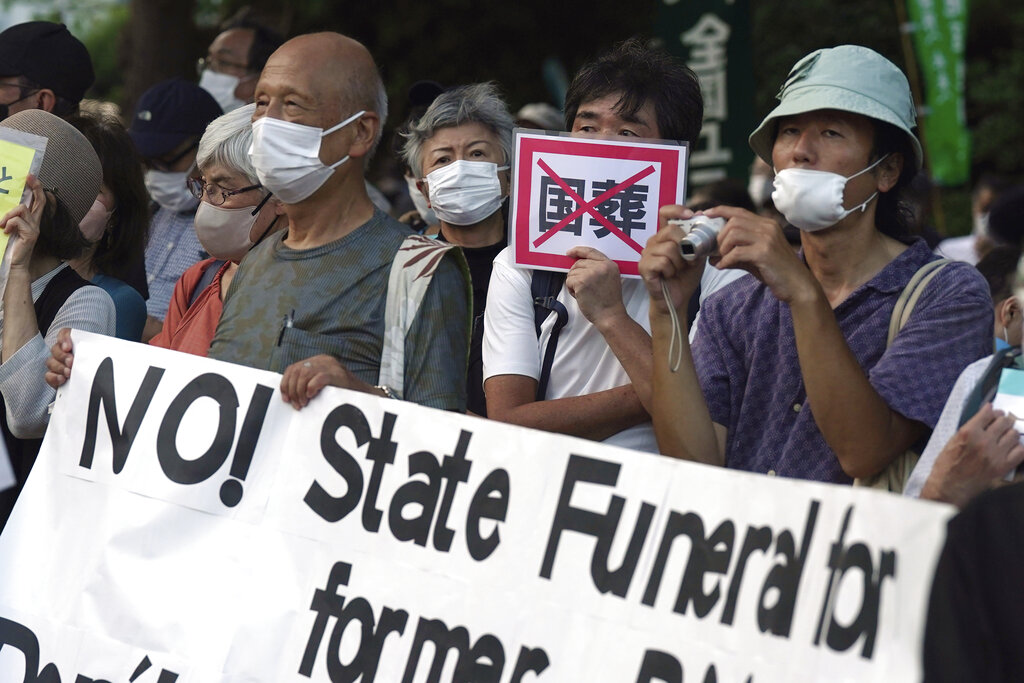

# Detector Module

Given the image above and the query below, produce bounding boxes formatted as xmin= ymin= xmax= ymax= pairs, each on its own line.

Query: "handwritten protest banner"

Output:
xmin=510 ymin=130 xmax=687 ymax=277
xmin=0 ymin=332 xmax=954 ymax=682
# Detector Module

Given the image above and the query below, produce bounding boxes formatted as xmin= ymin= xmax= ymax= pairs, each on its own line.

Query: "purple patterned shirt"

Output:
xmin=692 ymin=239 xmax=993 ymax=483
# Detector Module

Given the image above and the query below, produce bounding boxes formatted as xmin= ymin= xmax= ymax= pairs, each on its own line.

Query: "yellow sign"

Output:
xmin=0 ymin=139 xmax=39 ymax=258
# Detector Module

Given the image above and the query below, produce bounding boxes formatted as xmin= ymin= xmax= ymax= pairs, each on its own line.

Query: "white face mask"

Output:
xmin=771 ymin=155 xmax=889 ymax=232
xmin=79 ymin=198 xmax=112 ymax=243
xmin=425 ymin=160 xmax=507 ymax=226
xmin=193 ymin=193 xmax=275 ymax=262
xmin=248 ymin=110 xmax=364 ymax=204
xmin=199 ymin=69 xmax=248 ymax=113
xmin=145 ymin=169 xmax=199 ymax=213
xmin=405 ymin=175 xmax=437 ymax=226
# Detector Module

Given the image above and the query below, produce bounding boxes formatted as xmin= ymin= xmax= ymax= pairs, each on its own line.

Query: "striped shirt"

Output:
xmin=208 ymin=210 xmax=469 ymax=411
xmin=0 ymin=264 xmax=116 ymax=438
xmin=144 ymin=205 xmax=205 ymax=320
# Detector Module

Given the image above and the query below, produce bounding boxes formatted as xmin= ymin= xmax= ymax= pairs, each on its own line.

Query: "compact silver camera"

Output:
xmin=671 ymin=216 xmax=727 ymax=261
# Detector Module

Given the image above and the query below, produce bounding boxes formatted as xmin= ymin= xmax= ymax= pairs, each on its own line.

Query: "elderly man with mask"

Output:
xmin=402 ymin=82 xmax=513 ymax=415
xmin=48 ymin=34 xmax=469 ymax=413
xmin=639 ymin=46 xmax=991 ymax=484
xmin=205 ymin=32 xmax=469 ymax=411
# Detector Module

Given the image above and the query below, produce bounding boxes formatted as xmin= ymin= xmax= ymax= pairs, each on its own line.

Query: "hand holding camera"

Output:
xmin=670 ymin=215 xmax=727 ymax=261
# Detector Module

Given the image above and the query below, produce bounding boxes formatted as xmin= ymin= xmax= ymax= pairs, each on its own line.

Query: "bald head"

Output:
xmin=259 ymin=32 xmax=387 ymax=150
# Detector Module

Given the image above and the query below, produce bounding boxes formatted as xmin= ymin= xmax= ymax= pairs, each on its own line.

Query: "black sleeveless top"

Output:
xmin=0 ymin=266 xmax=92 ymax=530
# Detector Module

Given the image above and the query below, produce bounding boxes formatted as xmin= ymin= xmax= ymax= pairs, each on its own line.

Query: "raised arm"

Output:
xmin=638 ymin=206 xmax=727 ymax=465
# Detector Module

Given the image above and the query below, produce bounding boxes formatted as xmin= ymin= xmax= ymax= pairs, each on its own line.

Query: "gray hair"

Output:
xmin=342 ymin=68 xmax=388 ymax=158
xmin=402 ymin=82 xmax=514 ymax=178
xmin=197 ymin=103 xmax=258 ymax=183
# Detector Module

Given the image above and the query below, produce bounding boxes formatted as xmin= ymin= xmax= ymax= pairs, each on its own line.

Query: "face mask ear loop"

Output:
xmin=321 ymin=109 xmax=366 ymax=137
xmin=250 ymin=214 xmax=279 ymax=251
xmin=249 ymin=191 xmax=273 ymax=217
xmin=247 ymin=192 xmax=278 ymax=248
xmin=661 ymin=279 xmax=683 ymax=373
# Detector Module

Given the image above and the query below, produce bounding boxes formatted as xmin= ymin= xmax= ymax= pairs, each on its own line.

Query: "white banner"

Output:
xmin=0 ymin=332 xmax=954 ymax=682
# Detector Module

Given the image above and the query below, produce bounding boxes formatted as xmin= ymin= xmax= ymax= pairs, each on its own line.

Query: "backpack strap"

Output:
xmin=378 ymin=235 xmax=468 ymax=399
xmin=188 ymin=259 xmax=226 ymax=309
xmin=530 ymin=269 xmax=569 ymax=401
xmin=855 ymin=257 xmax=951 ymax=491
xmin=887 ymin=258 xmax=950 ymax=347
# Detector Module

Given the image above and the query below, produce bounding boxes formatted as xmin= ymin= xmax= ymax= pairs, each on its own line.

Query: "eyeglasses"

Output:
xmin=187 ymin=177 xmax=263 ymax=206
xmin=196 ymin=56 xmax=251 ymax=77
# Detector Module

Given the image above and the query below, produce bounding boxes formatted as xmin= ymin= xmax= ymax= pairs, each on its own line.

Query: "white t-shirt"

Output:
xmin=482 ymin=247 xmax=745 ymax=452
xmin=934 ymin=235 xmax=980 ymax=265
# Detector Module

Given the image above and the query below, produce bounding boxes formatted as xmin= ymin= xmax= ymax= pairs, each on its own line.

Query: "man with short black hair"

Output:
xmin=482 ymin=38 xmax=743 ymax=451
xmin=0 ymin=21 xmax=94 ymax=120
xmin=198 ymin=16 xmax=284 ymax=112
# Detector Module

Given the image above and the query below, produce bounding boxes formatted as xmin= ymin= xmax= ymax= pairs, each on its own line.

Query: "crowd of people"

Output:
xmin=0 ymin=15 xmax=1022 ymax=677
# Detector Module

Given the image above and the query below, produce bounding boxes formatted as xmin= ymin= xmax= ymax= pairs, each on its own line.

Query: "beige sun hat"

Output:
xmin=748 ymin=45 xmax=923 ymax=171
xmin=0 ymin=109 xmax=102 ymax=224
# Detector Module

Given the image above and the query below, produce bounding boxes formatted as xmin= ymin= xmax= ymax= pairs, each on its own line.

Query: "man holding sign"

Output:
xmin=483 ymin=39 xmax=743 ymax=452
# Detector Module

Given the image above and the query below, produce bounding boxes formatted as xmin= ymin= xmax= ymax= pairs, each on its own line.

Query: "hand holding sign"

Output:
xmin=565 ymin=246 xmax=627 ymax=328
xmin=0 ymin=174 xmax=45 ymax=269
xmin=510 ymin=130 xmax=688 ymax=277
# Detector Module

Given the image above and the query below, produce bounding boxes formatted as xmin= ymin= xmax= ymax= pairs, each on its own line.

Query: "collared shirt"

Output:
xmin=144 ymin=206 xmax=205 ymax=320
xmin=693 ymin=239 xmax=993 ymax=483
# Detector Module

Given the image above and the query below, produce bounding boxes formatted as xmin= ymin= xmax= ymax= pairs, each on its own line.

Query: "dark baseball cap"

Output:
xmin=0 ymin=21 xmax=95 ymax=104
xmin=129 ymin=78 xmax=223 ymax=159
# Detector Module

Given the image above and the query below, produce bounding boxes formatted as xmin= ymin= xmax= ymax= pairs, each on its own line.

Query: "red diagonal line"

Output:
xmin=532 ymin=159 xmax=654 ymax=254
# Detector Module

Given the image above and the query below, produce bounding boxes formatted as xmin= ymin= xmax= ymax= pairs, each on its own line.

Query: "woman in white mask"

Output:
xmin=401 ymin=82 xmax=514 ymax=416
xmin=66 ymin=112 xmax=151 ymax=342
xmin=638 ymin=46 xmax=993 ymax=487
xmin=148 ymin=103 xmax=285 ymax=356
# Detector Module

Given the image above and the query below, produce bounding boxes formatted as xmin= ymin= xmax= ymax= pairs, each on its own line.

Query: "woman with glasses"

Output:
xmin=66 ymin=111 xmax=151 ymax=342
xmin=148 ymin=103 xmax=284 ymax=355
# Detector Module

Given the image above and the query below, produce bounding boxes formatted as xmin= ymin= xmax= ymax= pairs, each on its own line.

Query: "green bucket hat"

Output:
xmin=748 ymin=45 xmax=923 ymax=171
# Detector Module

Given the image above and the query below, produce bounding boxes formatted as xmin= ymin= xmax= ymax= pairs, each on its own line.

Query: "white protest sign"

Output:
xmin=993 ymin=366 xmax=1024 ymax=430
xmin=509 ymin=130 xmax=687 ymax=277
xmin=0 ymin=443 xmax=13 ymax=493
xmin=0 ymin=331 xmax=954 ymax=682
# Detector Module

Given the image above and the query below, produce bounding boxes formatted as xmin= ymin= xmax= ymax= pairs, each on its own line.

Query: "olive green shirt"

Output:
xmin=208 ymin=210 xmax=469 ymax=411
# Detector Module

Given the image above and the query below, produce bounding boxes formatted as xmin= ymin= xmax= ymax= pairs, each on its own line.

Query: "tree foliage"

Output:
xmin=14 ymin=0 xmax=1020 ymax=234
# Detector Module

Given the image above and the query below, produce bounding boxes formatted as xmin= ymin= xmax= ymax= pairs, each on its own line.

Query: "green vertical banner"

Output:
xmin=656 ymin=0 xmax=755 ymax=190
xmin=906 ymin=0 xmax=969 ymax=185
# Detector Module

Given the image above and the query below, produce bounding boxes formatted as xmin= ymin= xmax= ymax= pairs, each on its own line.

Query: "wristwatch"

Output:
xmin=376 ymin=384 xmax=399 ymax=400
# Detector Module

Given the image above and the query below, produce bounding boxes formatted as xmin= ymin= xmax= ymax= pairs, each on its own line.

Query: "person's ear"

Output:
xmin=34 ymin=88 xmax=57 ymax=113
xmin=998 ymin=296 xmax=1021 ymax=328
xmin=876 ymin=153 xmax=903 ymax=193
xmin=347 ymin=111 xmax=380 ymax=159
